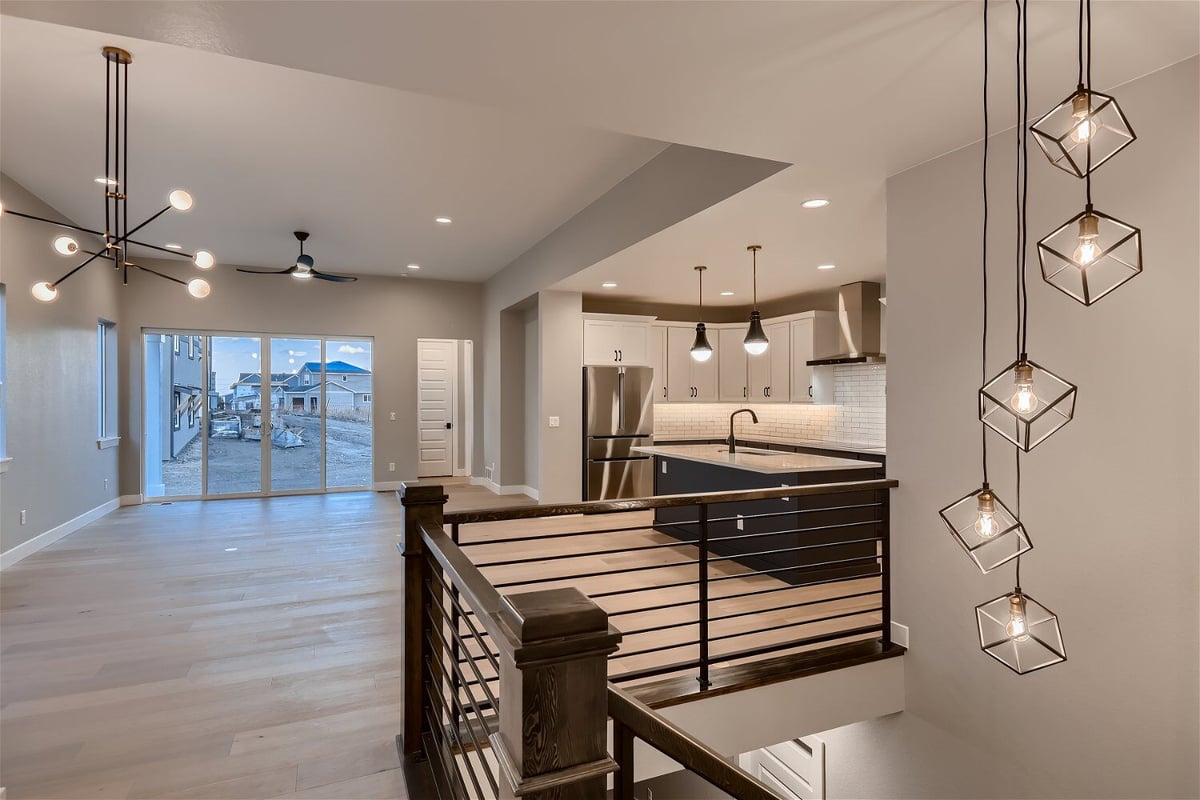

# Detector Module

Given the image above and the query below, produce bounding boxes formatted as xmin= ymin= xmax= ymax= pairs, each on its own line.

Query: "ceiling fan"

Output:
xmin=237 ymin=231 xmax=358 ymax=282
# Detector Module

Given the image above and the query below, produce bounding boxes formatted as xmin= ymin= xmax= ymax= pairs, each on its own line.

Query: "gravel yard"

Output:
xmin=161 ymin=414 xmax=372 ymax=496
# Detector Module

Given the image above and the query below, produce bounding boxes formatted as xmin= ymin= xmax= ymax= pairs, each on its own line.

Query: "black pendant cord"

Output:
xmin=981 ymin=0 xmax=991 ymax=485
xmin=1016 ymin=0 xmax=1030 ymax=361
xmin=1014 ymin=448 xmax=1022 ymax=589
xmin=104 ymin=56 xmax=111 ymax=238
xmin=1083 ymin=0 xmax=1094 ymax=205
xmin=751 ymin=248 xmax=759 ymax=310
xmin=698 ymin=269 xmax=704 ymax=323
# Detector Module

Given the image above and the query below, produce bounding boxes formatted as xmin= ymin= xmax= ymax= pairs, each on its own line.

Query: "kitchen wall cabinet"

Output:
xmin=790 ymin=313 xmax=838 ymax=403
xmin=749 ymin=321 xmax=791 ymax=401
xmin=717 ymin=327 xmax=749 ymax=402
xmin=582 ymin=316 xmax=651 ymax=365
xmin=648 ymin=324 xmax=668 ymax=402
xmin=666 ymin=326 xmax=717 ymax=401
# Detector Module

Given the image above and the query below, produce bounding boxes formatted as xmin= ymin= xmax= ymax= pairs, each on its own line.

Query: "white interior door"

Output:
xmin=417 ymin=339 xmax=457 ymax=477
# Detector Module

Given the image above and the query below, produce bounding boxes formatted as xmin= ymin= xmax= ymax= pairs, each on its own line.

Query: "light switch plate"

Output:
xmin=548 ymin=416 xmax=560 ymax=428
xmin=389 ymin=412 xmax=397 ymax=421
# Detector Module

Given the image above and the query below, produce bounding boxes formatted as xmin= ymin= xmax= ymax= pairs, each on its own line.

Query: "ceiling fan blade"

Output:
xmin=237 ymin=266 xmax=296 ymax=275
xmin=311 ymin=270 xmax=358 ymax=283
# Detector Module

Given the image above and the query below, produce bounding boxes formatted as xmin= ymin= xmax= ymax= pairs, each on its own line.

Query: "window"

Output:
xmin=187 ymin=392 xmax=196 ymax=428
xmin=362 ymin=394 xmax=372 ymax=403
xmin=188 ymin=336 xmax=195 ymax=359
xmin=173 ymin=335 xmax=180 ymax=355
xmin=98 ymin=319 xmax=118 ymax=441
xmin=342 ymin=375 xmax=348 ymax=381
xmin=304 ymin=373 xmax=312 ymax=386
xmin=173 ymin=390 xmax=182 ymax=431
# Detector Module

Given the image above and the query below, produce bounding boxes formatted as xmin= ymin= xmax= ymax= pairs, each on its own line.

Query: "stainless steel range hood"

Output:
xmin=807 ymin=281 xmax=886 ymax=366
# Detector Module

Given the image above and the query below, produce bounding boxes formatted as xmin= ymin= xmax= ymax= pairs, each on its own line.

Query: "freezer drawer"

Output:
xmin=586 ymin=458 xmax=652 ymax=501
xmin=587 ymin=436 xmax=652 ymax=460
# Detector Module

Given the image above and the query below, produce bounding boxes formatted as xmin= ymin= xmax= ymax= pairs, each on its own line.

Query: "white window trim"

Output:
xmin=97 ymin=437 xmax=121 ymax=450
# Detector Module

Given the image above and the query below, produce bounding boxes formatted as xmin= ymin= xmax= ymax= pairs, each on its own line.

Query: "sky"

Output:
xmin=199 ymin=336 xmax=373 ymax=394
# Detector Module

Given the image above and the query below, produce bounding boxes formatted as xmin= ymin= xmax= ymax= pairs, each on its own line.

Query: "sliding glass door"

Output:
xmin=143 ymin=331 xmax=373 ymax=500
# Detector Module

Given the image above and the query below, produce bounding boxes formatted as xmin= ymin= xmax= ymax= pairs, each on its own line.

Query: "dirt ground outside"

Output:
xmin=161 ymin=414 xmax=372 ymax=496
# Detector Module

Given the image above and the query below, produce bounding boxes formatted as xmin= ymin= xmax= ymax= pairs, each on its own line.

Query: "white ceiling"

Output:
xmin=0 ymin=16 xmax=666 ymax=280
xmin=2 ymin=2 xmax=1197 ymax=299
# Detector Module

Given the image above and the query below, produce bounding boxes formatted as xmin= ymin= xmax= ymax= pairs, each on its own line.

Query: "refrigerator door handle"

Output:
xmin=618 ymin=370 xmax=626 ymax=430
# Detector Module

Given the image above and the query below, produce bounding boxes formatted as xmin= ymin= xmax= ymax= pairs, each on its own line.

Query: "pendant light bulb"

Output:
xmin=31 ymin=281 xmax=59 ymax=303
xmin=168 ymin=189 xmax=194 ymax=211
xmin=974 ymin=490 xmax=999 ymax=539
xmin=1005 ymin=593 xmax=1031 ymax=642
xmin=53 ymin=235 xmax=80 ymax=256
xmin=193 ymin=250 xmax=215 ymax=269
xmin=186 ymin=278 xmax=211 ymax=299
xmin=743 ymin=245 xmax=769 ymax=355
xmin=690 ymin=266 xmax=713 ymax=362
xmin=1010 ymin=362 xmax=1038 ymax=415
xmin=1072 ymin=211 xmax=1100 ymax=266
xmin=1069 ymin=92 xmax=1097 ymax=143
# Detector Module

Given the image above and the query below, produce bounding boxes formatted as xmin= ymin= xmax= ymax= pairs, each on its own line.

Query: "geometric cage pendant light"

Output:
xmin=939 ymin=484 xmax=1032 ymax=574
xmin=3 ymin=46 xmax=215 ymax=303
xmin=1037 ymin=204 xmax=1142 ymax=305
xmin=976 ymin=587 xmax=1067 ymax=675
xmin=979 ymin=357 xmax=1077 ymax=453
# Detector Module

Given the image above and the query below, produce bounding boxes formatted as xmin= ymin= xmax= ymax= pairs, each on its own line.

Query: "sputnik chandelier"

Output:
xmin=4 ymin=46 xmax=215 ymax=303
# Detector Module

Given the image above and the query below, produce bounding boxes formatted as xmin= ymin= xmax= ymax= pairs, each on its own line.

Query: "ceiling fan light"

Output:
xmin=292 ymin=268 xmax=313 ymax=280
xmin=296 ymin=254 xmax=315 ymax=269
xmin=53 ymin=235 xmax=79 ymax=255
xmin=187 ymin=278 xmax=211 ymax=299
xmin=168 ymin=189 xmax=194 ymax=211
xmin=193 ymin=250 xmax=215 ymax=269
xmin=32 ymin=281 xmax=59 ymax=303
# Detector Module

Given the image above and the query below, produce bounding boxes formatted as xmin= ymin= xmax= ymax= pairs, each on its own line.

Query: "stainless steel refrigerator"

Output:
xmin=583 ymin=366 xmax=654 ymax=501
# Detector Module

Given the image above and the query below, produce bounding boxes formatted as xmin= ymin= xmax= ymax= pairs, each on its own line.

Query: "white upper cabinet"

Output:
xmin=748 ymin=321 xmax=791 ymax=402
xmin=582 ymin=316 xmax=650 ymax=366
xmin=790 ymin=312 xmax=839 ymax=403
xmin=666 ymin=326 xmax=718 ymax=401
xmin=648 ymin=324 xmax=668 ymax=402
xmin=717 ymin=327 xmax=749 ymax=402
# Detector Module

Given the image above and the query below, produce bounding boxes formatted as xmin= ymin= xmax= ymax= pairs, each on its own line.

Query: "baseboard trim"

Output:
xmin=453 ymin=468 xmax=469 ymax=477
xmin=120 ymin=494 xmax=143 ymax=507
xmin=374 ymin=480 xmax=419 ymax=492
xmin=1 ymin=498 xmax=120 ymax=570
xmin=467 ymin=478 xmax=537 ymax=500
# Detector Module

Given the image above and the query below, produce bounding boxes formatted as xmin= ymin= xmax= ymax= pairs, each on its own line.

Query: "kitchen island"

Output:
xmin=632 ymin=444 xmax=885 ymax=584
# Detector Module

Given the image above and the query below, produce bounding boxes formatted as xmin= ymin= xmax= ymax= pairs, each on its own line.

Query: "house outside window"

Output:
xmin=187 ymin=393 xmax=196 ymax=428
xmin=188 ymin=336 xmax=195 ymax=359
xmin=363 ymin=394 xmax=371 ymax=403
xmin=173 ymin=335 xmax=180 ymax=355
xmin=98 ymin=319 xmax=117 ymax=440
xmin=304 ymin=374 xmax=312 ymax=385
xmin=173 ymin=391 xmax=182 ymax=431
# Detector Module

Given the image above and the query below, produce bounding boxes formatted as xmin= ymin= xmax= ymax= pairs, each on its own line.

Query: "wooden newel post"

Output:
xmin=490 ymin=587 xmax=623 ymax=800
xmin=397 ymin=482 xmax=447 ymax=763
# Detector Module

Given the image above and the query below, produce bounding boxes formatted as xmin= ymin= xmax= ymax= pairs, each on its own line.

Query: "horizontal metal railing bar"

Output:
xmin=428 ymin=571 xmax=501 ymax=672
xmin=425 ymin=598 xmax=501 ymax=711
xmin=472 ymin=537 xmax=699 ymax=568
xmin=426 ymin=646 xmax=501 ymax=798
xmin=608 ymin=684 xmax=781 ymax=800
xmin=424 ymin=659 xmax=491 ymax=800
xmin=591 ymin=567 xmax=879 ymax=604
xmin=708 ymin=554 xmax=882 ymax=584
xmin=706 ymin=607 xmax=883 ymax=645
xmin=422 ymin=710 xmax=470 ymax=800
xmin=612 ymin=637 xmax=703 ymax=660
xmin=706 ymin=571 xmax=883 ymax=604
xmin=492 ymin=557 xmax=701 ymax=589
xmin=706 ymin=518 xmax=883 ymax=544
xmin=445 ymin=479 xmax=899 ymax=524
xmin=703 ymin=501 xmax=884 ymax=525
xmin=705 ymin=535 xmax=884 ymax=566
xmin=457 ymin=518 xmax=699 ymax=548
xmin=613 ymin=589 xmax=883 ymax=637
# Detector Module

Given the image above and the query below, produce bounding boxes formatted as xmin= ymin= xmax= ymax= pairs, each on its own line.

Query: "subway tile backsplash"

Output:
xmin=653 ymin=364 xmax=886 ymax=446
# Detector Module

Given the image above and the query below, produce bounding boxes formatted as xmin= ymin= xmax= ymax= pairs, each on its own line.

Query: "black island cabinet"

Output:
xmin=650 ymin=452 xmax=885 ymax=585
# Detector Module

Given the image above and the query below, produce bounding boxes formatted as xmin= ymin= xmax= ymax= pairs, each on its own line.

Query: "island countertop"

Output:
xmin=652 ymin=435 xmax=886 ymax=456
xmin=631 ymin=444 xmax=878 ymax=475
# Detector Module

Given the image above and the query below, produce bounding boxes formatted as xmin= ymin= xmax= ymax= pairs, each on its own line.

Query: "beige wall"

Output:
xmin=523 ymin=306 xmax=539 ymax=492
xmin=536 ymin=290 xmax=583 ymax=504
xmin=0 ymin=174 xmax=122 ymax=554
xmin=116 ymin=264 xmax=485 ymax=494
xmin=821 ymin=58 xmax=1199 ymax=798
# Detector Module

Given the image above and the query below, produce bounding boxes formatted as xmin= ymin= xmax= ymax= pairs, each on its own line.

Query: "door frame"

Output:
xmin=141 ymin=328 xmax=374 ymax=500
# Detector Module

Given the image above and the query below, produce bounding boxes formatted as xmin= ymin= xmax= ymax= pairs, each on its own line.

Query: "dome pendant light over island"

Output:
xmin=689 ymin=265 xmax=713 ymax=363
xmin=743 ymin=245 xmax=769 ymax=355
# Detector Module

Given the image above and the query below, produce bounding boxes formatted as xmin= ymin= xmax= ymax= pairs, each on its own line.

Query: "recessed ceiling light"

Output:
xmin=407 ymin=264 xmax=420 ymax=270
xmin=164 ymin=243 xmax=182 ymax=250
xmin=720 ymin=291 xmax=735 ymax=296
xmin=602 ymin=282 xmax=618 ymax=289
xmin=435 ymin=217 xmax=453 ymax=225
xmin=817 ymin=264 xmax=837 ymax=270
xmin=802 ymin=198 xmax=830 ymax=209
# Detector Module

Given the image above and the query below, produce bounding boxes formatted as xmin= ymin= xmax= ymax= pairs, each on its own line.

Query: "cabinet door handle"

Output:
xmin=767 ymin=386 xmax=771 ymax=398
xmin=808 ymin=385 xmax=814 ymax=398
xmin=618 ymin=349 xmax=623 ymax=362
xmin=663 ymin=386 xmax=668 ymax=399
xmin=743 ymin=387 xmax=747 ymax=398
xmin=614 ymin=349 xmax=618 ymax=362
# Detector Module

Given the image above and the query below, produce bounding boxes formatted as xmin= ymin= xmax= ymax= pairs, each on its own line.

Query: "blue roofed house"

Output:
xmin=277 ymin=361 xmax=372 ymax=417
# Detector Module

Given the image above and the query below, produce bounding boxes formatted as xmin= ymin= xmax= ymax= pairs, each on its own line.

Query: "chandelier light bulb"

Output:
xmin=53 ymin=235 xmax=80 ymax=255
xmin=193 ymin=250 xmax=215 ymax=269
xmin=1005 ymin=594 xmax=1031 ymax=642
xmin=1069 ymin=93 xmax=1097 ymax=143
xmin=168 ymin=189 xmax=194 ymax=211
xmin=1072 ymin=212 xmax=1101 ymax=266
xmin=186 ymin=278 xmax=211 ymax=299
xmin=973 ymin=491 xmax=999 ymax=539
xmin=31 ymin=281 xmax=59 ymax=303
xmin=1009 ymin=363 xmax=1039 ymax=415
xmin=292 ymin=267 xmax=313 ymax=280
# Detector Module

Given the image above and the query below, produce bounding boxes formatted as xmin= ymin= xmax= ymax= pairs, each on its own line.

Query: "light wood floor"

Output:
xmin=0 ymin=481 xmax=877 ymax=799
xmin=0 ymin=482 xmax=528 ymax=800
